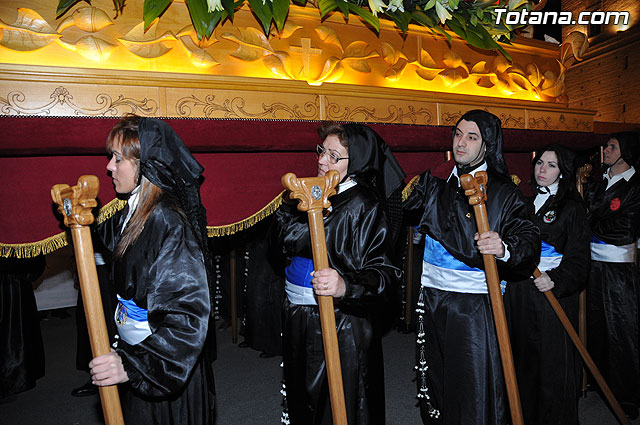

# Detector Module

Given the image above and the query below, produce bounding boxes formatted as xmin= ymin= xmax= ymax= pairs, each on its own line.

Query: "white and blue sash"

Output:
xmin=421 ymin=234 xmax=490 ymax=294
xmin=537 ymin=240 xmax=563 ymax=272
xmin=285 ymin=256 xmax=317 ymax=305
xmin=590 ymin=234 xmax=637 ymax=263
xmin=115 ymin=295 xmax=152 ymax=345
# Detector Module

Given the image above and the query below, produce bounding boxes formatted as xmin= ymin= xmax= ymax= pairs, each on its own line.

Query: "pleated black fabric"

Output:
xmin=418 ymin=287 xmax=508 ymax=425
xmin=587 ymin=260 xmax=640 ymax=408
xmin=0 ymin=256 xmax=45 ymax=398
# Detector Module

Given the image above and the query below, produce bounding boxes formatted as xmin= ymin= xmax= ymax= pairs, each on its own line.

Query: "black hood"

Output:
xmin=343 ymin=123 xmax=406 ymax=200
xmin=610 ymin=131 xmax=640 ymax=167
xmin=454 ymin=110 xmax=510 ymax=178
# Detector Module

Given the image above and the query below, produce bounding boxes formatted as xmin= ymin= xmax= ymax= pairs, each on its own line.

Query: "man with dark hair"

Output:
xmin=403 ymin=110 xmax=539 ymax=425
xmin=585 ymin=131 xmax=640 ymax=420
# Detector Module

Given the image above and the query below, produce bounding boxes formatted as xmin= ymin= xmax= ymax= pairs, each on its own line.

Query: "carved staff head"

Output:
xmin=281 ymin=170 xmax=340 ymax=212
xmin=51 ymin=175 xmax=100 ymax=228
xmin=460 ymin=171 xmax=488 ymax=207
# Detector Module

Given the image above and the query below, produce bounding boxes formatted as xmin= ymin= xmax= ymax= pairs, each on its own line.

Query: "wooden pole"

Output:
xmin=533 ymin=268 xmax=631 ymax=425
xmin=51 ymin=175 xmax=124 ymax=425
xmin=459 ymin=171 xmax=524 ymax=425
xmin=576 ymin=163 xmax=592 ymax=396
xmin=281 ymin=170 xmax=347 ymax=425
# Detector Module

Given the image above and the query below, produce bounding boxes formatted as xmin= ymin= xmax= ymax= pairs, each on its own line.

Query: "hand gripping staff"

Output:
xmin=51 ymin=175 xmax=125 ymax=425
xmin=531 ymin=266 xmax=630 ymax=425
xmin=281 ymin=170 xmax=347 ymax=425
xmin=459 ymin=171 xmax=524 ymax=425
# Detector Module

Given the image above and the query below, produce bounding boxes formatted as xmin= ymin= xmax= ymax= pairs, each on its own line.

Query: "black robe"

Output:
xmin=0 ymin=256 xmax=45 ymax=398
xmin=99 ymin=200 xmax=215 ymax=425
xmin=403 ymin=169 xmax=539 ymax=425
xmin=272 ymin=182 xmax=401 ymax=425
xmin=504 ymin=195 xmax=589 ymax=425
xmin=585 ymin=170 xmax=640 ymax=411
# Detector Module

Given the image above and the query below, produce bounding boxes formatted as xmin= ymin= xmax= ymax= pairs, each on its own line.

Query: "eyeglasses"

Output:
xmin=316 ymin=144 xmax=348 ymax=165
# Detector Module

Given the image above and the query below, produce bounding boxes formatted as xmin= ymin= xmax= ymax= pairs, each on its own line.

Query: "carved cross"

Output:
xmin=290 ymin=38 xmax=322 ymax=79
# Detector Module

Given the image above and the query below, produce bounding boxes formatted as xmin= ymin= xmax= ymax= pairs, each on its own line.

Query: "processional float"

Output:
xmin=281 ymin=170 xmax=347 ymax=425
xmin=461 ymin=170 xmax=631 ymax=425
xmin=51 ymin=175 xmax=125 ymax=425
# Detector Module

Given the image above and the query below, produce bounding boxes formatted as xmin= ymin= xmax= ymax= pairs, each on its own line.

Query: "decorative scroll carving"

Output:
xmin=529 ymin=114 xmax=592 ymax=132
xmin=441 ymin=110 xmax=465 ymax=125
xmin=498 ymin=113 xmax=525 ymax=129
xmin=175 ymin=94 xmax=320 ymax=119
xmin=325 ymin=101 xmax=434 ymax=125
xmin=0 ymin=86 xmax=158 ymax=116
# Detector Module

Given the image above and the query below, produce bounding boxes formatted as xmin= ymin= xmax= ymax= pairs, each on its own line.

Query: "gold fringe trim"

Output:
xmin=0 ymin=232 xmax=69 ymax=259
xmin=0 ymin=199 xmax=126 ymax=259
xmin=402 ymin=175 xmax=420 ymax=201
xmin=97 ymin=198 xmax=127 ymax=224
xmin=2 ymin=180 xmax=429 ymax=257
xmin=511 ymin=174 xmax=521 ymax=186
xmin=207 ymin=192 xmax=284 ymax=237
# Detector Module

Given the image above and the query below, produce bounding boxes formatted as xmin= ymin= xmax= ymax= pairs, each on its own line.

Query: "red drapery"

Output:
xmin=0 ymin=116 xmax=606 ymax=247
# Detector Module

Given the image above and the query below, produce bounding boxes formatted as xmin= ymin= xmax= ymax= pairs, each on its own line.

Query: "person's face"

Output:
xmin=452 ymin=119 xmax=485 ymax=167
xmin=534 ymin=150 xmax=561 ymax=187
xmin=317 ymin=134 xmax=349 ymax=181
xmin=106 ymin=139 xmax=138 ymax=194
xmin=603 ymin=138 xmax=622 ymax=166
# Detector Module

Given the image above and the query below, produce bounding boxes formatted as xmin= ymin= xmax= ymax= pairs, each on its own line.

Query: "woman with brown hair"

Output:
xmin=89 ymin=115 xmax=215 ymax=425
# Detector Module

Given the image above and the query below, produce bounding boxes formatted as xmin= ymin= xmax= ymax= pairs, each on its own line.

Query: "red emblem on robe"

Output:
xmin=610 ymin=198 xmax=621 ymax=211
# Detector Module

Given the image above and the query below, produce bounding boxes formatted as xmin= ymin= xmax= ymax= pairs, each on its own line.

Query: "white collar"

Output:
xmin=604 ymin=166 xmax=635 ymax=182
xmin=121 ymin=185 xmax=141 ymax=232
xmin=448 ymin=162 xmax=488 ymax=186
xmin=337 ymin=178 xmax=357 ymax=194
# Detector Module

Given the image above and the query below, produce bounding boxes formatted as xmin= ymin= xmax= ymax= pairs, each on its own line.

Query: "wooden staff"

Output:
xmin=576 ymin=163 xmax=592 ymax=396
xmin=533 ymin=267 xmax=631 ymax=425
xmin=51 ymin=175 xmax=125 ymax=425
xmin=459 ymin=171 xmax=523 ymax=425
xmin=281 ymin=170 xmax=347 ymax=425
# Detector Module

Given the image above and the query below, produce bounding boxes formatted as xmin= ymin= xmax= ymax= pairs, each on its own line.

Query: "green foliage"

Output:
xmin=55 ymin=0 xmax=532 ymax=58
xmin=56 ymin=0 xmax=86 ymax=18
xmin=144 ymin=0 xmax=172 ymax=30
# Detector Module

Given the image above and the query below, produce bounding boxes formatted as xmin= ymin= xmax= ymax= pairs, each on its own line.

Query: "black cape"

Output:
xmin=403 ymin=168 xmax=540 ymax=425
xmin=272 ymin=182 xmax=401 ymax=425
xmin=98 ymin=199 xmax=214 ymax=424
xmin=585 ymin=170 xmax=640 ymax=411
xmin=504 ymin=195 xmax=590 ymax=425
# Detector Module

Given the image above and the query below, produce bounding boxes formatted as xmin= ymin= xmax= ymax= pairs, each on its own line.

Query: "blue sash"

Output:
xmin=423 ymin=234 xmax=482 ymax=272
xmin=285 ymin=256 xmax=314 ymax=287
xmin=284 ymin=257 xmax=317 ymax=305
xmin=115 ymin=295 xmax=152 ymax=345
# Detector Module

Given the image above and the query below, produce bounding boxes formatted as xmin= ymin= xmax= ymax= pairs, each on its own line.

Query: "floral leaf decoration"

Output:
xmin=55 ymin=0 xmax=535 ymax=58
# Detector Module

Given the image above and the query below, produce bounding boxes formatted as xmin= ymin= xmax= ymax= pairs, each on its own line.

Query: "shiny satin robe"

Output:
xmin=272 ymin=182 xmax=401 ymax=425
xmin=403 ymin=169 xmax=539 ymax=425
xmin=585 ymin=171 xmax=640 ymax=411
xmin=504 ymin=195 xmax=590 ymax=425
xmin=99 ymin=199 xmax=214 ymax=425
